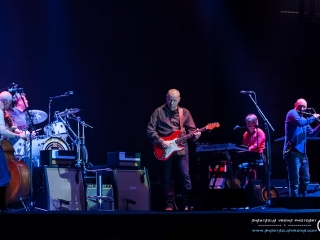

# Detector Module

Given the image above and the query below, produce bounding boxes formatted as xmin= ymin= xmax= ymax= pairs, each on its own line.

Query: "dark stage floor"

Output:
xmin=2 ymin=205 xmax=320 ymax=240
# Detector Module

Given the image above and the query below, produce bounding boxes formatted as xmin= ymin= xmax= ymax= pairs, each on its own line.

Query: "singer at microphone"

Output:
xmin=283 ymin=98 xmax=320 ymax=197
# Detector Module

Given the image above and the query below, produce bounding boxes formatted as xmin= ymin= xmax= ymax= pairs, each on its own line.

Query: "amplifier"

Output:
xmin=40 ymin=150 xmax=77 ymax=166
xmin=107 ymin=152 xmax=141 ymax=168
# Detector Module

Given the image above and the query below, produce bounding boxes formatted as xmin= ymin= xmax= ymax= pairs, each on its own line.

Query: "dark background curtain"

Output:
xmin=1 ymin=0 xmax=320 ymax=182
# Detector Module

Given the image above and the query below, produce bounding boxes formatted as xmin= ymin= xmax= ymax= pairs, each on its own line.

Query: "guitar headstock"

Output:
xmin=205 ymin=122 xmax=220 ymax=130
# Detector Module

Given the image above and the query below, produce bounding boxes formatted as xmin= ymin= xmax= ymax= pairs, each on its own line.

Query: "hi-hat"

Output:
xmin=56 ymin=108 xmax=81 ymax=117
xmin=27 ymin=110 xmax=48 ymax=124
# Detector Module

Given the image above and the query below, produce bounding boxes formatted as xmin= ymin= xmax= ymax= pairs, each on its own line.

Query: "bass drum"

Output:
xmin=43 ymin=136 xmax=70 ymax=151
xmin=31 ymin=137 xmax=70 ymax=166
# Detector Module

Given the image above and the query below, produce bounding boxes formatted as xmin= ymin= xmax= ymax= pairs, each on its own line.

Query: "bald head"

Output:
xmin=0 ymin=91 xmax=13 ymax=110
xmin=294 ymin=98 xmax=307 ymax=111
xmin=167 ymin=89 xmax=180 ymax=98
xmin=166 ymin=89 xmax=181 ymax=111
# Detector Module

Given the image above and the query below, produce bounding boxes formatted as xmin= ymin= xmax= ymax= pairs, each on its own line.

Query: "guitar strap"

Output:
xmin=178 ymin=107 xmax=184 ymax=132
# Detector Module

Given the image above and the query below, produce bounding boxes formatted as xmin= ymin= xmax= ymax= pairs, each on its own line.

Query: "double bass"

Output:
xmin=2 ymin=111 xmax=30 ymax=204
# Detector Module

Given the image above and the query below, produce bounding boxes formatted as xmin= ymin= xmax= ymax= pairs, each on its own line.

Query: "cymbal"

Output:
xmin=56 ymin=108 xmax=81 ymax=117
xmin=27 ymin=110 xmax=48 ymax=125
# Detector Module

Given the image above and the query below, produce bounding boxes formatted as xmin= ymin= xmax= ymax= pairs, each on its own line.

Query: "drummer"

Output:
xmin=6 ymin=93 xmax=38 ymax=148
xmin=6 ymin=92 xmax=29 ymax=131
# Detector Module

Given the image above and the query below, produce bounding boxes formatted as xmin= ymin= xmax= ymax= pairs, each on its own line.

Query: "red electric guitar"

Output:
xmin=153 ymin=122 xmax=220 ymax=161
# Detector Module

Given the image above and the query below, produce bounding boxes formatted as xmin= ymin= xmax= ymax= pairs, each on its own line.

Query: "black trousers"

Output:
xmin=161 ymin=154 xmax=191 ymax=209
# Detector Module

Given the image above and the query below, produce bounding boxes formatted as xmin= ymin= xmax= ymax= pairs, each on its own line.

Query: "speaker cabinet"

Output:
xmin=86 ymin=184 xmax=114 ymax=211
xmin=113 ymin=169 xmax=150 ymax=211
xmin=33 ymin=166 xmax=85 ymax=211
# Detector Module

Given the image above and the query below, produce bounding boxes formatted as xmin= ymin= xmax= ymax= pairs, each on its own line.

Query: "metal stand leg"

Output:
xmin=19 ymin=197 xmax=30 ymax=211
xmin=86 ymin=169 xmax=114 ymax=211
xmin=96 ymin=171 xmax=103 ymax=210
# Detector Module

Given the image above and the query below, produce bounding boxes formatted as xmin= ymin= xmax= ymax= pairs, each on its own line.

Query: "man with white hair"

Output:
xmin=0 ymin=91 xmax=27 ymax=212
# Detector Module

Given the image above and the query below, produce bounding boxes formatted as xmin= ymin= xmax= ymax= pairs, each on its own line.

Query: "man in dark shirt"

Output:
xmin=283 ymin=98 xmax=320 ymax=197
xmin=146 ymin=89 xmax=201 ymax=211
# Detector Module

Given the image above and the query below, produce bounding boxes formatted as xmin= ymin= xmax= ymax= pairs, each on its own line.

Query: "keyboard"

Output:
xmin=196 ymin=143 xmax=249 ymax=153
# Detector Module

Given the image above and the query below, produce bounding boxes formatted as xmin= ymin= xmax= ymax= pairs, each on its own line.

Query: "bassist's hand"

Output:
xmin=161 ymin=141 xmax=171 ymax=149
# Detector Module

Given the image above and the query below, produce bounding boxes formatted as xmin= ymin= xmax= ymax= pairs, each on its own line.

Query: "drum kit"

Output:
xmin=12 ymin=107 xmax=92 ymax=168
xmin=0 ymin=85 xmax=93 ymax=169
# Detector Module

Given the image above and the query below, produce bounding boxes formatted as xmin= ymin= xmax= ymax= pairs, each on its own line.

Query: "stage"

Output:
xmin=2 ymin=204 xmax=320 ymax=240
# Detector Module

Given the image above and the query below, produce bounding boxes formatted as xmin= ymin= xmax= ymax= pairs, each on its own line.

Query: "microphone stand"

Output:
xmin=56 ymin=112 xmax=93 ymax=168
xmin=48 ymin=99 xmax=52 ymax=125
xmin=17 ymin=89 xmax=36 ymax=211
xmin=48 ymin=93 xmax=70 ymax=129
xmin=246 ymin=94 xmax=275 ymax=207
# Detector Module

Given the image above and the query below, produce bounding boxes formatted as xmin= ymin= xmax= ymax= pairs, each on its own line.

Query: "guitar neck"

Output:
xmin=176 ymin=126 xmax=207 ymax=144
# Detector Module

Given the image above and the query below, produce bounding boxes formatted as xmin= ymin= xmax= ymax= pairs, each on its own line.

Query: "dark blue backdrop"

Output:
xmin=1 ymin=0 xmax=320 ymax=182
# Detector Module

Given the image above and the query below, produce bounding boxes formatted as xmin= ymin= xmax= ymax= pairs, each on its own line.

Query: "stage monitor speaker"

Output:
xmin=113 ymin=169 xmax=150 ymax=211
xmin=86 ymin=184 xmax=114 ymax=211
xmin=246 ymin=179 xmax=289 ymax=208
xmin=33 ymin=166 xmax=85 ymax=211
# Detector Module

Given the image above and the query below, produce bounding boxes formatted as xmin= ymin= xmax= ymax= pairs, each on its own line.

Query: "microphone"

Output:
xmin=233 ymin=125 xmax=240 ymax=130
xmin=8 ymin=88 xmax=24 ymax=93
xmin=302 ymin=108 xmax=314 ymax=112
xmin=124 ymin=199 xmax=136 ymax=205
xmin=49 ymin=91 xmax=73 ymax=100
xmin=0 ymin=83 xmax=19 ymax=93
xmin=240 ymin=90 xmax=254 ymax=94
xmin=58 ymin=199 xmax=70 ymax=205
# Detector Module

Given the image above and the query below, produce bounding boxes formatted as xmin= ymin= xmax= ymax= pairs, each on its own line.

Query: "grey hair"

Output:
xmin=245 ymin=114 xmax=258 ymax=125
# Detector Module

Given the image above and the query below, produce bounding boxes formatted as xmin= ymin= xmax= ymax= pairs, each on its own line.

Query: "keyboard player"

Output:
xmin=235 ymin=114 xmax=267 ymax=188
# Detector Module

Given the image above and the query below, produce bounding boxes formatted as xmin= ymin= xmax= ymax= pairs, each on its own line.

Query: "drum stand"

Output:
xmin=55 ymin=112 xmax=93 ymax=168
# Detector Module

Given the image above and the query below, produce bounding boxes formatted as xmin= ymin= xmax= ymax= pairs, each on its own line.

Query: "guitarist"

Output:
xmin=0 ymin=91 xmax=27 ymax=212
xmin=146 ymin=89 xmax=201 ymax=211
